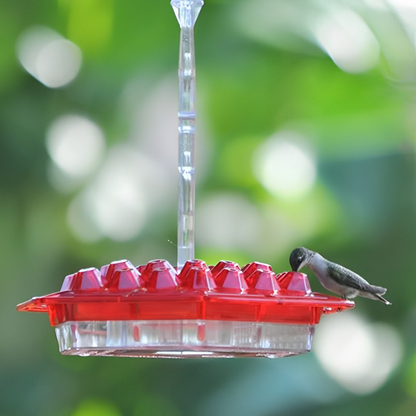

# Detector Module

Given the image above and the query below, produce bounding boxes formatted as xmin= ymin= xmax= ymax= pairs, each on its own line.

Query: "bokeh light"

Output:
xmin=67 ymin=146 xmax=156 ymax=242
xmin=314 ymin=312 xmax=403 ymax=394
xmin=197 ymin=193 xmax=261 ymax=252
xmin=46 ymin=115 xmax=106 ymax=179
xmin=252 ymin=131 xmax=316 ymax=201
xmin=389 ymin=0 xmax=416 ymax=12
xmin=313 ymin=8 xmax=380 ymax=73
xmin=16 ymin=26 xmax=82 ymax=88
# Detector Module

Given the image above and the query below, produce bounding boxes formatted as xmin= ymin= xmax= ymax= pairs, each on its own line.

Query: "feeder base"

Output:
xmin=55 ymin=319 xmax=314 ymax=358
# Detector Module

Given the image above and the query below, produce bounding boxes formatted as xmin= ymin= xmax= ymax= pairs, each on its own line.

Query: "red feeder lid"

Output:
xmin=17 ymin=259 xmax=353 ymax=326
xmin=17 ymin=259 xmax=353 ymax=358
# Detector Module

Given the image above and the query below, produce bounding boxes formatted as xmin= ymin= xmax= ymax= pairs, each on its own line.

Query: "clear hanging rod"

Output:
xmin=171 ymin=0 xmax=204 ymax=270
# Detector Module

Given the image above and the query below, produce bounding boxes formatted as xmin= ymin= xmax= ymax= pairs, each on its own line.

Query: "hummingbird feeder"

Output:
xmin=17 ymin=0 xmax=354 ymax=358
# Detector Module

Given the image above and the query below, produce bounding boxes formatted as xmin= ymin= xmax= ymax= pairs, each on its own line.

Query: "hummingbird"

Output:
xmin=289 ymin=247 xmax=391 ymax=305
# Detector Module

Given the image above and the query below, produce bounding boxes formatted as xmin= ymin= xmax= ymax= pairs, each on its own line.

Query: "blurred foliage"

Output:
xmin=1 ymin=0 xmax=416 ymax=415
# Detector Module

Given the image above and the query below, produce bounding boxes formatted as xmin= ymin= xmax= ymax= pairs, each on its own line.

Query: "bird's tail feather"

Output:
xmin=368 ymin=284 xmax=387 ymax=295
xmin=375 ymin=294 xmax=392 ymax=305
xmin=360 ymin=286 xmax=392 ymax=305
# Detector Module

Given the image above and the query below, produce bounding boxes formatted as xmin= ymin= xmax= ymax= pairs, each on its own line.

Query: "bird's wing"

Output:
xmin=327 ymin=262 xmax=370 ymax=290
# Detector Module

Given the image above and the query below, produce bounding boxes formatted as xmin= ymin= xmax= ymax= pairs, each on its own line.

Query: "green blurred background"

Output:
xmin=2 ymin=0 xmax=416 ymax=414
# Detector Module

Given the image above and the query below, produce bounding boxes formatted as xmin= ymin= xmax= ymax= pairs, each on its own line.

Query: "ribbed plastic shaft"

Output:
xmin=171 ymin=0 xmax=204 ymax=270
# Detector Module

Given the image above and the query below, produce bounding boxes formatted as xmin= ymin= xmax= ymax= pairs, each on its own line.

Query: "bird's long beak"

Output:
xmin=289 ymin=259 xmax=301 ymax=272
xmin=291 ymin=259 xmax=308 ymax=272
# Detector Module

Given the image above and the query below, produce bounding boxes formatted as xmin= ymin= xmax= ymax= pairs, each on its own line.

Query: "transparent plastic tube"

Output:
xmin=171 ymin=0 xmax=204 ymax=269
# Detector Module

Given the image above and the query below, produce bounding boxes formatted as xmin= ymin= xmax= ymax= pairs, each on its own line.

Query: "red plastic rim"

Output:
xmin=17 ymin=259 xmax=354 ymax=326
